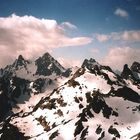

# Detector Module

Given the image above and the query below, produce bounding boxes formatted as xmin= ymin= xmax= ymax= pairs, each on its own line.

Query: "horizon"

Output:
xmin=1 ymin=52 xmax=137 ymax=73
xmin=0 ymin=0 xmax=140 ymax=70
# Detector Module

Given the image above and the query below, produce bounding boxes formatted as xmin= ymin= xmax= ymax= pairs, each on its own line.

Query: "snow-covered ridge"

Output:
xmin=0 ymin=57 xmax=140 ymax=140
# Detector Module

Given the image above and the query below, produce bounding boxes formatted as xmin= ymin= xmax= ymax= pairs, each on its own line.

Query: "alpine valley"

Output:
xmin=0 ymin=53 xmax=140 ymax=140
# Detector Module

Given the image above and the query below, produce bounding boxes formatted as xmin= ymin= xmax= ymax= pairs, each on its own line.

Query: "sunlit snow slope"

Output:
xmin=0 ymin=57 xmax=140 ymax=140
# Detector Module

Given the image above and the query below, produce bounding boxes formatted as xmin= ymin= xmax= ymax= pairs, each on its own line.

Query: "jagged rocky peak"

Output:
xmin=82 ymin=58 xmax=100 ymax=70
xmin=81 ymin=58 xmax=115 ymax=75
xmin=36 ymin=52 xmax=60 ymax=65
xmin=131 ymin=61 xmax=140 ymax=73
xmin=13 ymin=55 xmax=29 ymax=69
xmin=41 ymin=52 xmax=52 ymax=61
xmin=121 ymin=64 xmax=133 ymax=79
xmin=121 ymin=63 xmax=140 ymax=83
xmin=18 ymin=54 xmax=24 ymax=60
xmin=35 ymin=52 xmax=66 ymax=76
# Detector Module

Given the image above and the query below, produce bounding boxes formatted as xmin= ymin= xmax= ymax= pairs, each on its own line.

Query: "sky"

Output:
xmin=0 ymin=0 xmax=140 ymax=70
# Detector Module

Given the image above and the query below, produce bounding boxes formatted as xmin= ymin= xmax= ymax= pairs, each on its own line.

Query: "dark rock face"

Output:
xmin=121 ymin=64 xmax=134 ymax=80
xmin=114 ymin=86 xmax=140 ymax=103
xmin=35 ymin=53 xmax=65 ymax=76
xmin=62 ymin=68 xmax=72 ymax=77
xmin=82 ymin=58 xmax=97 ymax=70
xmin=11 ymin=76 xmax=30 ymax=98
xmin=131 ymin=62 xmax=140 ymax=73
xmin=0 ymin=122 xmax=29 ymax=140
xmin=121 ymin=64 xmax=140 ymax=85
xmin=108 ymin=125 xmax=120 ymax=138
xmin=0 ymin=92 xmax=10 ymax=122
xmin=32 ymin=78 xmax=47 ymax=93
xmin=12 ymin=55 xmax=30 ymax=70
xmin=101 ymin=65 xmax=113 ymax=72
xmin=89 ymin=91 xmax=118 ymax=119
xmin=49 ymin=130 xmax=59 ymax=140
xmin=0 ymin=77 xmax=11 ymax=122
xmin=3 ymin=53 xmax=70 ymax=78
xmin=96 ymin=125 xmax=102 ymax=134
xmin=0 ymin=76 xmax=30 ymax=122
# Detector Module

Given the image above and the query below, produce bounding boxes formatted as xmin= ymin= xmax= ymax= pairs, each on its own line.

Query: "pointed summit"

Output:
xmin=121 ymin=64 xmax=135 ymax=80
xmin=35 ymin=52 xmax=66 ymax=76
xmin=13 ymin=55 xmax=29 ymax=69
xmin=43 ymin=52 xmax=51 ymax=57
xmin=17 ymin=55 xmax=24 ymax=61
xmin=42 ymin=52 xmax=52 ymax=60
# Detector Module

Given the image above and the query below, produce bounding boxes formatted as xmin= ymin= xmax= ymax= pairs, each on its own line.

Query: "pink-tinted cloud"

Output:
xmin=57 ymin=57 xmax=81 ymax=68
xmin=112 ymin=30 xmax=140 ymax=41
xmin=95 ymin=30 xmax=140 ymax=42
xmin=96 ymin=34 xmax=110 ymax=42
xmin=0 ymin=14 xmax=92 ymax=67
xmin=91 ymin=48 xmax=100 ymax=54
xmin=101 ymin=47 xmax=140 ymax=70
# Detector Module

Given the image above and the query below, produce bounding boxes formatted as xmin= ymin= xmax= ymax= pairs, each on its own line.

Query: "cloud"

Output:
xmin=61 ymin=22 xmax=77 ymax=29
xmin=91 ymin=48 xmax=100 ymax=54
xmin=101 ymin=47 xmax=140 ymax=70
xmin=96 ymin=34 xmax=110 ymax=42
xmin=95 ymin=30 xmax=140 ymax=42
xmin=114 ymin=8 xmax=129 ymax=18
xmin=57 ymin=57 xmax=81 ymax=68
xmin=112 ymin=30 xmax=140 ymax=41
xmin=0 ymin=14 xmax=92 ymax=67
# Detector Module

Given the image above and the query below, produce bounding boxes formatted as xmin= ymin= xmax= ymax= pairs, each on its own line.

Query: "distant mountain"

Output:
xmin=131 ymin=61 xmax=140 ymax=73
xmin=12 ymin=55 xmax=30 ymax=70
xmin=1 ymin=52 xmax=70 ymax=79
xmin=121 ymin=63 xmax=140 ymax=86
xmin=0 ymin=53 xmax=71 ymax=122
xmin=0 ymin=57 xmax=140 ymax=140
xmin=35 ymin=52 xmax=66 ymax=76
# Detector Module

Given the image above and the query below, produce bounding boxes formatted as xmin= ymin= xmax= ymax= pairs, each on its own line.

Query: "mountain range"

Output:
xmin=0 ymin=53 xmax=140 ymax=140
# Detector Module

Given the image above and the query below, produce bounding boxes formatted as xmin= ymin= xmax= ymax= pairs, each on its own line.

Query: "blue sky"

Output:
xmin=1 ymin=0 xmax=140 ymax=32
xmin=0 ymin=0 xmax=140 ymax=70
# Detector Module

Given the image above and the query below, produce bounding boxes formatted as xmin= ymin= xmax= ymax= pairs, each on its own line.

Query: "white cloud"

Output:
xmin=57 ymin=57 xmax=81 ymax=68
xmin=95 ymin=30 xmax=140 ymax=42
xmin=114 ymin=8 xmax=129 ymax=18
xmin=0 ymin=14 xmax=92 ymax=67
xmin=61 ymin=22 xmax=77 ymax=29
xmin=101 ymin=47 xmax=140 ymax=70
